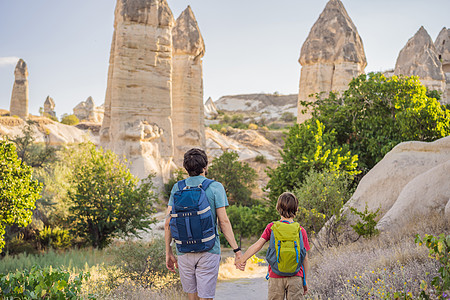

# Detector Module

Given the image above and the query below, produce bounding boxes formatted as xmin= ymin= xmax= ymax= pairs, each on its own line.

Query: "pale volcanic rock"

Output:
xmin=297 ymin=0 xmax=366 ymax=123
xmin=342 ymin=136 xmax=450 ymax=233
xmin=9 ymin=59 xmax=29 ymax=119
xmin=204 ymin=97 xmax=218 ymax=118
xmin=100 ymin=0 xmax=176 ymax=187
xmin=73 ymin=96 xmax=104 ymax=123
xmin=435 ymin=27 xmax=450 ymax=104
xmin=172 ymin=6 xmax=205 ymax=166
xmin=44 ymin=96 xmax=56 ymax=118
xmin=394 ymin=26 xmax=445 ymax=95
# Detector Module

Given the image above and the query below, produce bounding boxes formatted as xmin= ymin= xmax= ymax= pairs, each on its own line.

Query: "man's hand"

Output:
xmin=166 ymin=253 xmax=178 ymax=272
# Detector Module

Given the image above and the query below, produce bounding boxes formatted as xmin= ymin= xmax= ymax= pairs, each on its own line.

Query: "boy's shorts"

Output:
xmin=268 ymin=276 xmax=304 ymax=300
xmin=177 ymin=252 xmax=221 ymax=298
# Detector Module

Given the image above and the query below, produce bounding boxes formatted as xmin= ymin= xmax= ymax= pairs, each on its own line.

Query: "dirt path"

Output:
xmin=215 ymin=275 xmax=268 ymax=300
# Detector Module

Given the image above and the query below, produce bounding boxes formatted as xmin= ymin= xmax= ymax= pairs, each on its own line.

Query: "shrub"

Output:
xmin=350 ymin=204 xmax=380 ymax=240
xmin=38 ymin=227 xmax=73 ymax=250
xmin=293 ymin=170 xmax=353 ymax=240
xmin=163 ymin=168 xmax=186 ymax=201
xmin=208 ymin=151 xmax=257 ymax=206
xmin=0 ymin=266 xmax=89 ymax=299
xmin=281 ymin=112 xmax=296 ymax=122
xmin=60 ymin=114 xmax=79 ymax=125
xmin=226 ymin=205 xmax=266 ymax=247
xmin=248 ymin=123 xmax=258 ymax=130
xmin=254 ymin=154 xmax=267 ymax=164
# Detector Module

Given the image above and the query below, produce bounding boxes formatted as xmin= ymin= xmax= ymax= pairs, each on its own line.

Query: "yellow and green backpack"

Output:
xmin=266 ymin=221 xmax=307 ymax=284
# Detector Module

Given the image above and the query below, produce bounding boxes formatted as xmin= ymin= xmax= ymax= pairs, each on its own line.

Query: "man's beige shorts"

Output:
xmin=268 ymin=276 xmax=304 ymax=300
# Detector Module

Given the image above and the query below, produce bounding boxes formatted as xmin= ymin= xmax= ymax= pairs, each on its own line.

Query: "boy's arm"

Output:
xmin=239 ymin=238 xmax=267 ymax=263
xmin=164 ymin=206 xmax=178 ymax=272
xmin=303 ymin=252 xmax=309 ymax=294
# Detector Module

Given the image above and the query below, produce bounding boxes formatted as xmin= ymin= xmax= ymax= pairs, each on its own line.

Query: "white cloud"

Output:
xmin=0 ymin=57 xmax=20 ymax=67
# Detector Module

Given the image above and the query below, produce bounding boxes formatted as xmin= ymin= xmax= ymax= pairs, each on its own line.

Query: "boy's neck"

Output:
xmin=280 ymin=217 xmax=294 ymax=223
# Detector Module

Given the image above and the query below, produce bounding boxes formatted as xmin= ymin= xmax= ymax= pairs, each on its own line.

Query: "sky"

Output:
xmin=0 ymin=0 xmax=449 ymax=118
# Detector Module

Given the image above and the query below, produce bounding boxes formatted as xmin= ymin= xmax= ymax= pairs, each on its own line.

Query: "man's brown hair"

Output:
xmin=276 ymin=192 xmax=298 ymax=218
xmin=183 ymin=148 xmax=208 ymax=176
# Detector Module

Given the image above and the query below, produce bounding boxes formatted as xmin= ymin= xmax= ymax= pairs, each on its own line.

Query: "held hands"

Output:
xmin=234 ymin=251 xmax=246 ymax=271
xmin=166 ymin=253 xmax=178 ymax=272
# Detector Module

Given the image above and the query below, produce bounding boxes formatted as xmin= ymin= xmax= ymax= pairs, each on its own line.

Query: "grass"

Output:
xmin=305 ymin=213 xmax=448 ymax=299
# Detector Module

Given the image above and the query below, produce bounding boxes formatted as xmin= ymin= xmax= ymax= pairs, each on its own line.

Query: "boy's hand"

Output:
xmin=234 ymin=251 xmax=246 ymax=271
xmin=166 ymin=253 xmax=178 ymax=272
xmin=303 ymin=284 xmax=308 ymax=295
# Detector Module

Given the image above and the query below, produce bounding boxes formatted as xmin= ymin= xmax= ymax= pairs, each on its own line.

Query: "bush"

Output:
xmin=254 ymin=154 xmax=267 ymax=164
xmin=60 ymin=114 xmax=79 ymax=126
xmin=248 ymin=123 xmax=258 ymax=130
xmin=208 ymin=151 xmax=257 ymax=206
xmin=38 ymin=227 xmax=73 ymax=250
xmin=226 ymin=205 xmax=267 ymax=247
xmin=350 ymin=205 xmax=380 ymax=240
xmin=163 ymin=168 xmax=186 ymax=201
xmin=293 ymin=170 xmax=353 ymax=241
xmin=281 ymin=112 xmax=296 ymax=123
xmin=0 ymin=266 xmax=89 ymax=299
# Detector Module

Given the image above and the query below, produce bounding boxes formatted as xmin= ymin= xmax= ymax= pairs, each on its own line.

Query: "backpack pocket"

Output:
xmin=277 ymin=240 xmax=299 ymax=273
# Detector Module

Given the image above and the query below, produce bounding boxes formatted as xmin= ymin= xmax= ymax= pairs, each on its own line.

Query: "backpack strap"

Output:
xmin=200 ymin=179 xmax=214 ymax=191
xmin=177 ymin=179 xmax=187 ymax=190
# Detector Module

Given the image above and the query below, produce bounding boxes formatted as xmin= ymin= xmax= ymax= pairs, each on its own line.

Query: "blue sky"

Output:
xmin=0 ymin=0 xmax=449 ymax=118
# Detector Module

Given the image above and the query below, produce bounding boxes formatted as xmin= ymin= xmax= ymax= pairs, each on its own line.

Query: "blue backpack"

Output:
xmin=169 ymin=179 xmax=216 ymax=253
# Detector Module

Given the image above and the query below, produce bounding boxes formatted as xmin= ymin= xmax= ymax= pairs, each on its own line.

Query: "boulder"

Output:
xmin=394 ymin=26 xmax=445 ymax=95
xmin=343 ymin=136 xmax=450 ymax=232
xmin=100 ymin=0 xmax=176 ymax=187
xmin=172 ymin=6 xmax=206 ymax=166
xmin=297 ymin=0 xmax=366 ymax=123
xmin=9 ymin=59 xmax=29 ymax=119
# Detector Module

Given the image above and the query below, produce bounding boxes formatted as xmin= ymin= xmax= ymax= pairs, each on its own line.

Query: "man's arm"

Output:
xmin=164 ymin=206 xmax=178 ymax=272
xmin=216 ymin=206 xmax=243 ymax=265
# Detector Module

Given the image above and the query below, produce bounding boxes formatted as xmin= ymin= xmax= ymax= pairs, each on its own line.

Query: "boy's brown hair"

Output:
xmin=276 ymin=192 xmax=298 ymax=218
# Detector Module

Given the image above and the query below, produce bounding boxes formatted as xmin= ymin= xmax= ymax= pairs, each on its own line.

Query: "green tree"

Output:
xmin=68 ymin=143 xmax=158 ymax=249
xmin=305 ymin=73 xmax=450 ymax=170
xmin=0 ymin=141 xmax=42 ymax=251
xmin=60 ymin=114 xmax=79 ymax=125
xmin=265 ymin=119 xmax=359 ymax=205
xmin=208 ymin=151 xmax=257 ymax=206
xmin=226 ymin=205 xmax=266 ymax=247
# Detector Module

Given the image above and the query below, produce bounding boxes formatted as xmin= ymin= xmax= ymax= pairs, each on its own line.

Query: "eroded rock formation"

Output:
xmin=9 ymin=59 xmax=29 ymax=119
xmin=172 ymin=6 xmax=205 ymax=166
xmin=100 ymin=0 xmax=175 ymax=186
xmin=394 ymin=26 xmax=445 ymax=95
xmin=204 ymin=97 xmax=218 ymax=118
xmin=297 ymin=0 xmax=366 ymax=123
xmin=435 ymin=27 xmax=450 ymax=104
xmin=73 ymin=96 xmax=104 ymax=123
xmin=44 ymin=96 xmax=56 ymax=118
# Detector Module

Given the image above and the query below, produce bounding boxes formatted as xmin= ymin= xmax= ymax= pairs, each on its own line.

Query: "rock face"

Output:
xmin=44 ymin=96 xmax=56 ymax=118
xmin=73 ymin=96 xmax=104 ymax=123
xmin=435 ymin=27 xmax=450 ymax=104
xmin=394 ymin=26 xmax=446 ymax=96
xmin=9 ymin=59 xmax=29 ymax=119
xmin=172 ymin=6 xmax=205 ymax=166
xmin=297 ymin=0 xmax=366 ymax=123
xmin=100 ymin=0 xmax=175 ymax=187
xmin=344 ymin=136 xmax=450 ymax=232
xmin=204 ymin=97 xmax=218 ymax=118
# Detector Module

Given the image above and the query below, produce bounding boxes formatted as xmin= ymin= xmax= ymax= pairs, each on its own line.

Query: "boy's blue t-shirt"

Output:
xmin=168 ymin=175 xmax=228 ymax=255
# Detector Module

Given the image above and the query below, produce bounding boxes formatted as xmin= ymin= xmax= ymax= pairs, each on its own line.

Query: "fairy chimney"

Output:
xmin=172 ymin=6 xmax=206 ymax=166
xmin=435 ymin=27 xmax=450 ymax=104
xmin=9 ymin=59 xmax=29 ymax=119
xmin=100 ymin=0 xmax=176 ymax=186
xmin=44 ymin=96 xmax=56 ymax=118
xmin=297 ymin=0 xmax=367 ymax=123
xmin=394 ymin=27 xmax=445 ymax=96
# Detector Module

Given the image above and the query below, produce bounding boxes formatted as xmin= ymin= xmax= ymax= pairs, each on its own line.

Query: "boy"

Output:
xmin=235 ymin=192 xmax=309 ymax=300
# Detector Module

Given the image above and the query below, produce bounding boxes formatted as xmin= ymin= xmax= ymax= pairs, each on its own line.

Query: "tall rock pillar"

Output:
xmin=297 ymin=0 xmax=366 ymax=123
xmin=435 ymin=27 xmax=450 ymax=104
xmin=100 ymin=0 xmax=176 ymax=186
xmin=172 ymin=6 xmax=206 ymax=166
xmin=394 ymin=27 xmax=445 ymax=97
xmin=9 ymin=59 xmax=29 ymax=119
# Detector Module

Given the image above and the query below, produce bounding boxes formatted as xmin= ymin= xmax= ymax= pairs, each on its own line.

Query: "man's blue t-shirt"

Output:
xmin=168 ymin=175 xmax=228 ymax=255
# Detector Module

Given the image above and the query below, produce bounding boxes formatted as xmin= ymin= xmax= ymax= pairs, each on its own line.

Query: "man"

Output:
xmin=165 ymin=148 xmax=243 ymax=300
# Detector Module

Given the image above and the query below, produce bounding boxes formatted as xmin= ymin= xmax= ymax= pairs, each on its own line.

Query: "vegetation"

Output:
xmin=350 ymin=205 xmax=380 ymax=240
xmin=0 ymin=141 xmax=42 ymax=251
xmin=303 ymin=73 xmax=450 ymax=171
xmin=68 ymin=143 xmax=158 ymax=249
xmin=60 ymin=114 xmax=79 ymax=125
xmin=163 ymin=168 xmax=186 ymax=201
xmin=208 ymin=151 xmax=257 ymax=206
xmin=226 ymin=205 xmax=266 ymax=247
